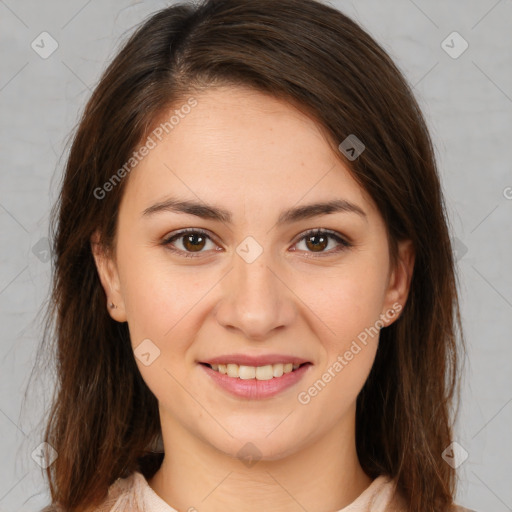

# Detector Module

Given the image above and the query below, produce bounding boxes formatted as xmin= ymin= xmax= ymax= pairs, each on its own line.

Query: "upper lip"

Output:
xmin=201 ymin=354 xmax=311 ymax=366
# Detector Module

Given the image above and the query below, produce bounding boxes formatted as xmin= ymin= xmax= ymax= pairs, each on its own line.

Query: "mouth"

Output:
xmin=199 ymin=361 xmax=311 ymax=380
xmin=198 ymin=358 xmax=313 ymax=399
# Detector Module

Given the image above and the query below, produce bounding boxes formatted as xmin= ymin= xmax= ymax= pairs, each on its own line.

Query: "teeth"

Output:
xmin=208 ymin=362 xmax=303 ymax=380
xmin=273 ymin=363 xmax=283 ymax=378
xmin=227 ymin=364 xmax=239 ymax=378
xmin=239 ymin=365 xmax=256 ymax=379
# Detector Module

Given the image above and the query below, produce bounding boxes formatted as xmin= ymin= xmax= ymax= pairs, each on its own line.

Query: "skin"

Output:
xmin=92 ymin=85 xmax=414 ymax=512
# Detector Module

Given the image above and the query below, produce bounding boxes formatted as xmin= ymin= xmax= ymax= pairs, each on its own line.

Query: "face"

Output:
xmin=93 ymin=85 xmax=414 ymax=461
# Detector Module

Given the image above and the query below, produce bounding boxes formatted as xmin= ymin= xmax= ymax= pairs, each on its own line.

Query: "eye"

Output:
xmin=162 ymin=229 xmax=219 ymax=258
xmin=162 ymin=228 xmax=352 ymax=259
xmin=291 ymin=229 xmax=352 ymax=256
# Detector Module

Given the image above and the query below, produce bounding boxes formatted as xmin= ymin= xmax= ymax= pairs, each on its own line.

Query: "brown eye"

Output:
xmin=182 ymin=232 xmax=207 ymax=252
xmin=163 ymin=229 xmax=217 ymax=258
xmin=293 ymin=229 xmax=351 ymax=256
xmin=304 ymin=233 xmax=329 ymax=252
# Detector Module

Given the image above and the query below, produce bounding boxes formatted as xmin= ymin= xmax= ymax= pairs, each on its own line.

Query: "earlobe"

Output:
xmin=90 ymin=230 xmax=127 ymax=322
xmin=381 ymin=239 xmax=415 ymax=327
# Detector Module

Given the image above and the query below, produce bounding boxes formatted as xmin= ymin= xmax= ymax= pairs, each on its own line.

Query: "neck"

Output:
xmin=148 ymin=410 xmax=373 ymax=512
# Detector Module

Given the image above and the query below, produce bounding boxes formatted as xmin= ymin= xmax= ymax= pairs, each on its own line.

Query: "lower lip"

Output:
xmin=200 ymin=363 xmax=312 ymax=399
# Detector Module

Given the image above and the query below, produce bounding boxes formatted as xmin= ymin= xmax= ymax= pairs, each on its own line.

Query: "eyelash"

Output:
xmin=162 ymin=228 xmax=352 ymax=259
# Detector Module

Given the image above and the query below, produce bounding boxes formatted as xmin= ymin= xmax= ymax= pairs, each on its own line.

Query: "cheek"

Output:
xmin=119 ymin=250 xmax=206 ymax=407
xmin=297 ymin=258 xmax=389 ymax=348
xmin=120 ymin=239 xmax=389 ymax=352
xmin=292 ymin=266 xmax=385 ymax=420
xmin=118 ymin=237 xmax=209 ymax=334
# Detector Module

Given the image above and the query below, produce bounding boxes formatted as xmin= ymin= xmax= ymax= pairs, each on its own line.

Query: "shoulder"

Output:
xmin=39 ymin=472 xmax=146 ymax=512
xmin=92 ymin=471 xmax=147 ymax=512
xmin=384 ymin=478 xmax=478 ymax=512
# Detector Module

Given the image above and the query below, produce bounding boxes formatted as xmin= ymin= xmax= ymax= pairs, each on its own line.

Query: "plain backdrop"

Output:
xmin=0 ymin=1 xmax=511 ymax=511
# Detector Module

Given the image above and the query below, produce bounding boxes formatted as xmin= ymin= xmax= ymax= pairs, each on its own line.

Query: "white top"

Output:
xmin=96 ymin=470 xmax=409 ymax=511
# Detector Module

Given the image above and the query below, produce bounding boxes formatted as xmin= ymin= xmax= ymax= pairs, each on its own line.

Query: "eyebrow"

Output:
xmin=142 ymin=197 xmax=367 ymax=225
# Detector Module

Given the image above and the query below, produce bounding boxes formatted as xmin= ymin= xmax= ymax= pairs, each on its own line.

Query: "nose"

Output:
xmin=214 ymin=249 xmax=296 ymax=341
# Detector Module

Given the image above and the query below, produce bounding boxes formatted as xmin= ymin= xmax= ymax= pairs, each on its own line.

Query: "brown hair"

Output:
xmin=32 ymin=0 xmax=465 ymax=510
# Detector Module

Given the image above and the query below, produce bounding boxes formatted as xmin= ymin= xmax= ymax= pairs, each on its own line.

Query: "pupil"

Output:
xmin=307 ymin=234 xmax=327 ymax=252
xmin=184 ymin=233 xmax=205 ymax=251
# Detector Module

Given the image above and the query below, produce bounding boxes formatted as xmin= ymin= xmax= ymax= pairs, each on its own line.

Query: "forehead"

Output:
xmin=122 ymin=85 xmax=376 ymax=217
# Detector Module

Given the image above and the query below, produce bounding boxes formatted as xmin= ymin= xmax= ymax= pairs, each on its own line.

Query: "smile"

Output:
xmin=206 ymin=362 xmax=302 ymax=380
xmin=199 ymin=361 xmax=312 ymax=399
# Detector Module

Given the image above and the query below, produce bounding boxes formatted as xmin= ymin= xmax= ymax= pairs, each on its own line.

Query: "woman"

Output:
xmin=38 ymin=0 xmax=474 ymax=510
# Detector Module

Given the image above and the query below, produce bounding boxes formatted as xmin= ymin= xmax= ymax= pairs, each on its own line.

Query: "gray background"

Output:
xmin=1 ymin=0 xmax=511 ymax=510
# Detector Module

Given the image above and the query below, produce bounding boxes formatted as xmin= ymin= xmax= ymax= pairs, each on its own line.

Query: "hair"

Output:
xmin=32 ymin=0 xmax=465 ymax=511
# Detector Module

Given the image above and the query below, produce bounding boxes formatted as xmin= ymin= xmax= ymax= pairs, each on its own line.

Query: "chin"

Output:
xmin=208 ymin=431 xmax=306 ymax=464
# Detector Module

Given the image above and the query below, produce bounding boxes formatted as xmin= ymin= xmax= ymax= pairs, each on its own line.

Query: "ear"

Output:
xmin=380 ymin=239 xmax=415 ymax=327
xmin=90 ymin=230 xmax=127 ymax=322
